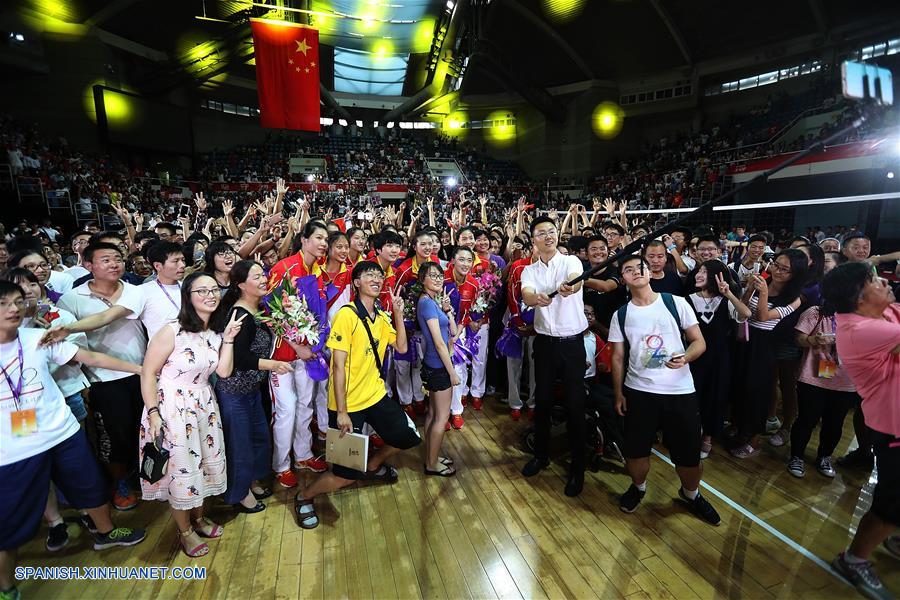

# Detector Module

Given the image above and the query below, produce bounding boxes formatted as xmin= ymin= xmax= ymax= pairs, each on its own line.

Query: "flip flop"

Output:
xmin=439 ymin=456 xmax=454 ymax=467
xmin=424 ymin=464 xmax=457 ymax=477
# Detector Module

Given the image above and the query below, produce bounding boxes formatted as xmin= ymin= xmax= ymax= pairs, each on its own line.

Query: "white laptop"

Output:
xmin=325 ymin=428 xmax=369 ymax=473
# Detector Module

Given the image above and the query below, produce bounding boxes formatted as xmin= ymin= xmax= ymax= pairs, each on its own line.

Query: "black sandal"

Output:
xmin=366 ymin=464 xmax=399 ymax=483
xmin=424 ymin=464 xmax=456 ymax=477
xmin=438 ymin=456 xmax=454 ymax=467
xmin=294 ymin=498 xmax=319 ymax=529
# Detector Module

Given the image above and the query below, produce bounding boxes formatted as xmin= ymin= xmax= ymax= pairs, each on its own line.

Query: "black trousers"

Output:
xmin=736 ymin=328 xmax=777 ymax=439
xmin=533 ymin=334 xmax=587 ymax=473
xmin=789 ymin=382 xmax=857 ymax=460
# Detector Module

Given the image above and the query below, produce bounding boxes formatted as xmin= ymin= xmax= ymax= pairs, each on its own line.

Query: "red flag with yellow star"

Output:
xmin=250 ymin=19 xmax=320 ymax=131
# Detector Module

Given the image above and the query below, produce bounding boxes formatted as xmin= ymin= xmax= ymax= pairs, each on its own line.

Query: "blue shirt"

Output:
xmin=417 ymin=295 xmax=450 ymax=369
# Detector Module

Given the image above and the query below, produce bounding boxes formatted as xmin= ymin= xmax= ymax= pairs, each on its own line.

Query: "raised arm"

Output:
xmin=41 ymin=305 xmax=133 ymax=346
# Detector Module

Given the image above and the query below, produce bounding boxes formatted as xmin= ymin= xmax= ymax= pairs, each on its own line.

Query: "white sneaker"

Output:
xmin=765 ymin=416 xmax=782 ymax=433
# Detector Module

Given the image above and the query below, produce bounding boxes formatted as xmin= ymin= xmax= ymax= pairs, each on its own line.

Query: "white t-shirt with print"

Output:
xmin=116 ymin=280 xmax=181 ymax=339
xmin=47 ymin=270 xmax=74 ymax=296
xmin=23 ymin=307 xmax=89 ymax=397
xmin=57 ymin=282 xmax=147 ymax=383
xmin=608 ymin=294 xmax=698 ymax=395
xmin=0 ymin=328 xmax=80 ymax=466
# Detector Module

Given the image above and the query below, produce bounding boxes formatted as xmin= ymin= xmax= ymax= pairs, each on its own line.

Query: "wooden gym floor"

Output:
xmin=16 ymin=397 xmax=899 ymax=599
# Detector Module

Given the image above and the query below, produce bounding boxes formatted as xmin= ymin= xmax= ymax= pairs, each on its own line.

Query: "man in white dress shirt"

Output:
xmin=519 ymin=216 xmax=589 ymax=497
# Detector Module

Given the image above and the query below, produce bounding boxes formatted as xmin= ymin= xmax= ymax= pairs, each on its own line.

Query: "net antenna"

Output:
xmin=548 ymin=60 xmax=893 ymax=297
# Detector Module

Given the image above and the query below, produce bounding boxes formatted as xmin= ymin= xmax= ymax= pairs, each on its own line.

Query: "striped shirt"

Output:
xmin=748 ymin=294 xmax=797 ymax=331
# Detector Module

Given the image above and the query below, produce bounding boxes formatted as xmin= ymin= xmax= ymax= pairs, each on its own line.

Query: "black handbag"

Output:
xmin=140 ymin=432 xmax=169 ymax=484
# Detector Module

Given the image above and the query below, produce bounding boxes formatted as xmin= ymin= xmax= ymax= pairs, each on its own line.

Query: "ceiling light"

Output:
xmin=446 ymin=0 xmax=455 ymax=9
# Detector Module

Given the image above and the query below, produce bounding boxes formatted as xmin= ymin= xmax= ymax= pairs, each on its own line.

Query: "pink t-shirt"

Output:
xmin=836 ymin=304 xmax=900 ymax=437
xmin=796 ymin=306 xmax=856 ymax=392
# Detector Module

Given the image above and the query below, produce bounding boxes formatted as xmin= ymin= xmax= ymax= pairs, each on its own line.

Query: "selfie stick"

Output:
xmin=548 ymin=105 xmax=874 ymax=297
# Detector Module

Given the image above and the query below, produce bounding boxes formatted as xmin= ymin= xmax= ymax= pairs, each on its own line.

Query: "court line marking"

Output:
xmin=650 ymin=448 xmax=852 ymax=588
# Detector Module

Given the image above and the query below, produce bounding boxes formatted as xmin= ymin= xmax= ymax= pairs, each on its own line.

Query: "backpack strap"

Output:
xmin=660 ymin=293 xmax=682 ymax=331
xmin=616 ymin=303 xmax=630 ymax=357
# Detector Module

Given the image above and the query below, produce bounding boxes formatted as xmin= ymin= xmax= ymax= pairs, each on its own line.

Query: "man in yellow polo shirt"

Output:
xmin=294 ymin=261 xmax=419 ymax=529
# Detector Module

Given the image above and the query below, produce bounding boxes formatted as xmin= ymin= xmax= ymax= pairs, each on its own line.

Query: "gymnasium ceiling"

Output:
xmin=14 ymin=0 xmax=900 ymax=103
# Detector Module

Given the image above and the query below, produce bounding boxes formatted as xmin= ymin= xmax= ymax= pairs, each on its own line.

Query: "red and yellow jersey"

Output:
xmin=393 ymin=254 xmax=441 ymax=293
xmin=268 ymin=253 xmax=325 ymax=361
xmin=506 ymin=256 xmax=535 ymax=329
xmin=443 ymin=266 xmax=479 ymax=327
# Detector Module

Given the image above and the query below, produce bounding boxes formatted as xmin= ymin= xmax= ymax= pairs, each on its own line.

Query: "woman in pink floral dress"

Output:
xmin=139 ymin=272 xmax=245 ymax=557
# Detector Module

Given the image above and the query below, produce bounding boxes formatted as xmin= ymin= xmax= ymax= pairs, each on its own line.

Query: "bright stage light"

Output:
xmin=888 ymin=171 xmax=895 ymax=179
xmin=541 ymin=0 xmax=586 ymax=24
xmin=592 ymin=101 xmax=624 ymax=140
xmin=413 ymin=18 xmax=435 ymax=53
xmin=371 ymin=38 xmax=394 ymax=60
xmin=442 ymin=110 xmax=468 ymax=139
xmin=446 ymin=177 xmax=457 ymax=187
xmin=307 ymin=174 xmax=316 ymax=182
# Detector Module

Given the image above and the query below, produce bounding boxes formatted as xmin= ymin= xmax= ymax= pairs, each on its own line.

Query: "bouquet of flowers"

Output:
xmin=259 ymin=275 xmax=330 ymax=380
xmin=400 ymin=280 xmax=424 ymax=329
xmin=258 ymin=276 xmax=323 ymax=346
xmin=469 ymin=267 xmax=503 ymax=321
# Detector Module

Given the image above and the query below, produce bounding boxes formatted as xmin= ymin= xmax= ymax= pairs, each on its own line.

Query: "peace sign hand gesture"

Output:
xmin=194 ymin=192 xmax=207 ymax=211
xmin=715 ymin=272 xmax=731 ymax=296
xmin=222 ymin=311 xmax=248 ymax=343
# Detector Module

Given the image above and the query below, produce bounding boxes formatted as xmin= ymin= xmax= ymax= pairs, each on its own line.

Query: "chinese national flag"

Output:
xmin=250 ymin=19 xmax=320 ymax=131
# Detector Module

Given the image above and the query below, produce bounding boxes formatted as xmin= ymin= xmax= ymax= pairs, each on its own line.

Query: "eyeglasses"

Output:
xmin=0 ymin=300 xmax=26 ymax=310
xmin=533 ymin=229 xmax=557 ymax=240
xmin=621 ymin=266 xmax=646 ymax=276
xmin=23 ymin=262 xmax=50 ymax=271
xmin=359 ymin=272 xmax=384 ymax=282
xmin=425 ymin=272 xmax=444 ymax=281
xmin=216 ymin=250 xmax=236 ymax=258
xmin=772 ymin=263 xmax=792 ymax=274
xmin=190 ymin=288 xmax=221 ymax=298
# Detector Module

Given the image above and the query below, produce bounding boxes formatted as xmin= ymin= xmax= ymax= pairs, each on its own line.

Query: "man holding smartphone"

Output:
xmin=608 ymin=254 xmax=721 ymax=525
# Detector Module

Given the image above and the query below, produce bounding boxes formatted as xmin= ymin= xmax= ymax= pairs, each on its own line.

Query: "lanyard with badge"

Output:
xmin=156 ymin=280 xmax=180 ymax=311
xmin=2 ymin=337 xmax=37 ymax=436
xmin=817 ymin=316 xmax=838 ymax=379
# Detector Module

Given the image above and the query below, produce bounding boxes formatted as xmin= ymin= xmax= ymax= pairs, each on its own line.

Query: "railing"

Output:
xmin=45 ymin=189 xmax=73 ymax=215
xmin=710 ymin=98 xmax=843 ymax=160
xmin=15 ymin=176 xmax=43 ymax=207
xmin=74 ymin=200 xmax=101 ymax=228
